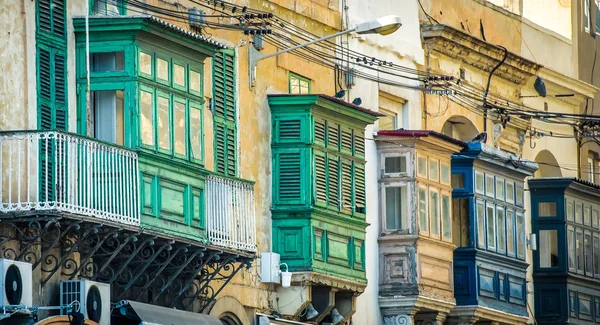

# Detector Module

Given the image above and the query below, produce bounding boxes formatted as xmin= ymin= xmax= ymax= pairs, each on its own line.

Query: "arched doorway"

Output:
xmin=534 ymin=150 xmax=562 ymax=178
xmin=441 ymin=115 xmax=479 ymax=142
xmin=220 ymin=313 xmax=242 ymax=325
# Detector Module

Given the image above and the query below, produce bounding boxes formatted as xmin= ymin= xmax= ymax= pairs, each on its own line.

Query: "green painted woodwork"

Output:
xmin=212 ymin=50 xmax=237 ymax=177
xmin=72 ymin=17 xmax=228 ymax=242
xmin=268 ymin=94 xmax=378 ymax=283
xmin=88 ymin=0 xmax=127 ymax=15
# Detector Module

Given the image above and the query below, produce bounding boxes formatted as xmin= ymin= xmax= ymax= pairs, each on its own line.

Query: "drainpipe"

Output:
xmin=423 ymin=46 xmax=430 ymax=129
xmin=86 ymin=2 xmax=91 ymax=135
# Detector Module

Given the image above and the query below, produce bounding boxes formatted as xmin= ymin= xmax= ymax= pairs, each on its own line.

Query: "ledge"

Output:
xmin=422 ymin=24 xmax=542 ymax=85
xmin=449 ymin=305 xmax=528 ymax=325
xmin=289 ymin=271 xmax=366 ymax=292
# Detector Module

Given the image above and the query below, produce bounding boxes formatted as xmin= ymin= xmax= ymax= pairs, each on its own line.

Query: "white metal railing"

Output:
xmin=0 ymin=131 xmax=140 ymax=225
xmin=205 ymin=175 xmax=256 ymax=252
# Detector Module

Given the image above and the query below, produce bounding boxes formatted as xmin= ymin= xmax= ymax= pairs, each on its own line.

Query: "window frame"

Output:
xmin=593 ymin=232 xmax=600 ymax=278
xmin=156 ymin=90 xmax=172 ymax=155
xmin=585 ymin=0 xmax=591 ymax=32
xmin=585 ymin=230 xmax=593 ymax=276
xmin=381 ymin=152 xmax=410 ymax=178
xmin=172 ymin=59 xmax=188 ymax=92
xmin=476 ymin=200 xmax=486 ymax=249
xmin=155 ymin=54 xmax=171 ymax=86
xmin=516 ymin=185 xmax=524 ymax=207
xmin=486 ymin=202 xmax=497 ymax=251
xmin=429 ymin=188 xmax=440 ymax=239
xmin=495 ymin=177 xmax=505 ymax=201
xmin=139 ymin=50 xmax=154 ymax=79
xmin=418 ymin=185 xmax=429 ymax=235
xmin=585 ymin=205 xmax=592 ymax=226
xmin=576 ymin=202 xmax=584 ymax=224
xmin=417 ymin=154 xmax=428 ymax=179
xmin=577 ymin=227 xmax=585 ymax=274
xmin=441 ymin=191 xmax=452 ymax=242
xmin=440 ymin=162 xmax=451 ymax=186
xmin=475 ymin=170 xmax=485 ymax=195
xmin=568 ymin=225 xmax=576 ymax=272
xmin=506 ymin=209 xmax=516 ymax=258
xmin=516 ymin=212 xmax=526 ymax=260
xmin=189 ymin=66 xmax=203 ymax=97
xmin=496 ymin=205 xmax=506 ymax=254
xmin=567 ymin=199 xmax=575 ymax=222
xmin=505 ymin=181 xmax=515 ymax=204
xmin=485 ymin=174 xmax=495 ymax=198
xmin=189 ymin=101 xmax=204 ymax=164
xmin=538 ymin=228 xmax=559 ymax=270
xmin=139 ymin=84 xmax=156 ymax=150
xmin=288 ymin=72 xmax=311 ymax=94
xmin=381 ymin=182 xmax=410 ymax=232
xmin=172 ymin=96 xmax=188 ymax=159
xmin=90 ymin=0 xmax=127 ymax=15
xmin=429 ymin=158 xmax=439 ymax=182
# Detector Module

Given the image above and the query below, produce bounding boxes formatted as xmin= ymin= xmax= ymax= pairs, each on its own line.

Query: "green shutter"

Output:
xmin=38 ymin=0 xmax=65 ymax=38
xmin=354 ymin=163 xmax=365 ymax=214
xmin=328 ymin=122 xmax=339 ymax=149
xmin=279 ymin=119 xmax=301 ymax=140
xmin=277 ymin=151 xmax=302 ymax=203
xmin=327 ymin=154 xmax=339 ymax=208
xmin=341 ymin=126 xmax=353 ymax=155
xmin=314 ymin=118 xmax=326 ymax=146
xmin=315 ymin=152 xmax=327 ymax=204
xmin=354 ymin=131 xmax=365 ymax=158
xmin=37 ymin=46 xmax=67 ymax=130
xmin=341 ymin=159 xmax=352 ymax=212
xmin=213 ymin=50 xmax=237 ymax=176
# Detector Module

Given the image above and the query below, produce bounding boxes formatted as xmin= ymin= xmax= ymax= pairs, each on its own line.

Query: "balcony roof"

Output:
xmin=268 ymin=94 xmax=384 ymax=117
xmin=453 ymin=141 xmax=539 ymax=175
xmin=529 ymin=177 xmax=600 ymax=195
xmin=375 ymin=129 xmax=467 ymax=148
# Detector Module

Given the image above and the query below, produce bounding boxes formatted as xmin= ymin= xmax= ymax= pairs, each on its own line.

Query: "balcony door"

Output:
xmin=91 ymin=90 xmax=124 ymax=146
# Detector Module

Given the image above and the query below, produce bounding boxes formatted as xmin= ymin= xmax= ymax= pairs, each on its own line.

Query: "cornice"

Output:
xmin=422 ymin=24 xmax=542 ymax=85
xmin=289 ymin=272 xmax=366 ymax=293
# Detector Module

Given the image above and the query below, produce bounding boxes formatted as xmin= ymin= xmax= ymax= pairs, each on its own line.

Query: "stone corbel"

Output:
xmin=382 ymin=307 xmax=420 ymax=325
xmin=312 ymin=286 xmax=338 ymax=323
xmin=446 ymin=315 xmax=479 ymax=325
xmin=415 ymin=311 xmax=448 ymax=325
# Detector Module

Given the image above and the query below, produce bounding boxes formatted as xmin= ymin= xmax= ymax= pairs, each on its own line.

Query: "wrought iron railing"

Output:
xmin=205 ymin=175 xmax=256 ymax=252
xmin=0 ymin=131 xmax=140 ymax=225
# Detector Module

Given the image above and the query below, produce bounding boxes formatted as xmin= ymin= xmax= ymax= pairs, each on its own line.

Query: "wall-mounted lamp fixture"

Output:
xmin=528 ymin=233 xmax=537 ymax=251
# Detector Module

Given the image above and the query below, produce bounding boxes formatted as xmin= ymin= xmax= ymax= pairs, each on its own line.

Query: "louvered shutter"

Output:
xmin=314 ymin=118 xmax=326 ymax=145
xmin=341 ymin=159 xmax=352 ymax=212
xmin=38 ymin=0 xmax=66 ymax=38
xmin=212 ymin=50 xmax=237 ymax=176
xmin=328 ymin=122 xmax=339 ymax=149
xmin=354 ymin=163 xmax=365 ymax=214
xmin=279 ymin=119 xmax=301 ymax=141
xmin=341 ymin=126 xmax=353 ymax=154
xmin=354 ymin=131 xmax=365 ymax=158
xmin=328 ymin=155 xmax=339 ymax=208
xmin=315 ymin=152 xmax=327 ymax=204
xmin=277 ymin=151 xmax=302 ymax=203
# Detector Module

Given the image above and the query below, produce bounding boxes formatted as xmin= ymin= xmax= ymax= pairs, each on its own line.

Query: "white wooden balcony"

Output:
xmin=0 ymin=131 xmax=140 ymax=225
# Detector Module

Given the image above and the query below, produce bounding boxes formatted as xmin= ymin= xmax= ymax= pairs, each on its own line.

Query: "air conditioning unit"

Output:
xmin=60 ymin=280 xmax=110 ymax=325
xmin=0 ymin=259 xmax=32 ymax=307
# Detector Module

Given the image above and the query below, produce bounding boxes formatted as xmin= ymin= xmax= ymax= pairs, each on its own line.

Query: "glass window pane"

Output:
xmin=419 ymin=187 xmax=428 ymax=233
xmin=442 ymin=195 xmax=451 ymax=239
xmin=300 ymin=80 xmax=309 ymax=94
xmin=418 ymin=156 xmax=427 ymax=177
xmin=506 ymin=182 xmax=515 ymax=203
xmin=92 ymin=90 xmax=124 ymax=146
xmin=585 ymin=233 xmax=593 ymax=274
xmin=485 ymin=175 xmax=495 ymax=197
xmin=140 ymin=90 xmax=154 ymax=145
xmin=567 ymin=201 xmax=574 ymax=221
xmin=441 ymin=164 xmax=450 ymax=184
xmin=487 ymin=205 xmax=496 ymax=250
xmin=594 ymin=236 xmax=600 ymax=275
xmin=516 ymin=186 xmax=524 ymax=206
xmin=190 ymin=70 xmax=201 ymax=93
xmin=475 ymin=172 xmax=484 ymax=194
xmin=452 ymin=173 xmax=465 ymax=189
xmin=174 ymin=64 xmax=186 ymax=87
xmin=539 ymin=202 xmax=557 ymax=217
xmin=507 ymin=210 xmax=515 ymax=255
xmin=429 ymin=159 xmax=439 ymax=181
xmin=517 ymin=214 xmax=525 ymax=259
xmin=190 ymin=107 xmax=202 ymax=160
xmin=576 ymin=203 xmax=583 ymax=224
xmin=540 ymin=230 xmax=558 ymax=268
xmin=430 ymin=191 xmax=439 ymax=237
xmin=157 ymin=58 xmax=169 ymax=81
xmin=593 ymin=210 xmax=599 ymax=228
xmin=384 ymin=156 xmax=406 ymax=174
xmin=497 ymin=207 xmax=505 ymax=252
xmin=158 ymin=96 xmax=171 ymax=151
xmin=496 ymin=178 xmax=504 ymax=200
xmin=140 ymin=52 xmax=152 ymax=75
xmin=568 ymin=227 xmax=575 ymax=270
xmin=92 ymin=52 xmax=124 ymax=72
xmin=577 ymin=231 xmax=584 ymax=271
xmin=585 ymin=206 xmax=592 ymax=225
xmin=477 ymin=202 xmax=485 ymax=248
xmin=385 ymin=186 xmax=407 ymax=230
xmin=174 ymin=101 xmax=186 ymax=155
xmin=378 ymin=114 xmax=396 ymax=131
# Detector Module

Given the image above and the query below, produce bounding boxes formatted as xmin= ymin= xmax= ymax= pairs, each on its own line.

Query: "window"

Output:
xmin=442 ymin=194 xmax=451 ymax=240
xmin=289 ymin=73 xmax=310 ymax=94
xmin=576 ymin=203 xmax=583 ymax=224
xmin=157 ymin=94 xmax=171 ymax=152
xmin=417 ymin=155 xmax=427 ymax=178
xmin=430 ymin=189 xmax=440 ymax=238
xmin=594 ymin=234 xmax=600 ymax=276
xmin=567 ymin=200 xmax=574 ymax=222
xmin=91 ymin=52 xmax=124 ymax=72
xmin=475 ymin=171 xmax=484 ymax=194
xmin=486 ymin=203 xmax=496 ymax=250
xmin=507 ymin=210 xmax=515 ymax=257
xmin=429 ymin=159 xmax=439 ymax=182
xmin=540 ymin=229 xmax=558 ymax=268
xmin=568 ymin=226 xmax=575 ymax=271
xmin=516 ymin=186 xmax=524 ymax=207
xmin=594 ymin=209 xmax=599 ymax=228
xmin=452 ymin=173 xmax=465 ymax=189
xmin=477 ymin=201 xmax=486 ymax=249
xmin=93 ymin=0 xmax=125 ymax=15
xmin=497 ymin=207 xmax=506 ymax=253
xmin=384 ymin=185 xmax=408 ymax=230
xmin=440 ymin=164 xmax=450 ymax=185
xmin=174 ymin=63 xmax=186 ymax=89
xmin=577 ymin=229 xmax=584 ymax=272
xmin=586 ymin=231 xmax=593 ymax=275
xmin=378 ymin=107 xmax=397 ymax=131
xmin=173 ymin=99 xmax=186 ymax=156
xmin=539 ymin=202 xmax=557 ymax=217
xmin=140 ymin=89 xmax=154 ymax=145
xmin=157 ymin=57 xmax=170 ymax=83
xmin=516 ymin=213 xmax=525 ymax=259
xmin=585 ymin=206 xmax=592 ymax=226
xmin=213 ymin=50 xmax=237 ymax=176
xmin=189 ymin=69 xmax=202 ymax=95
xmin=419 ymin=186 xmax=428 ymax=234
xmin=496 ymin=178 xmax=504 ymax=201
xmin=506 ymin=181 xmax=515 ymax=203
xmin=383 ymin=154 xmax=407 ymax=176
xmin=91 ymin=90 xmax=124 ymax=146
xmin=139 ymin=51 xmax=152 ymax=76
xmin=378 ymin=92 xmax=404 ymax=130
xmin=585 ymin=0 xmax=591 ymax=31
xmin=588 ymin=157 xmax=595 ymax=182
xmin=485 ymin=174 xmax=495 ymax=197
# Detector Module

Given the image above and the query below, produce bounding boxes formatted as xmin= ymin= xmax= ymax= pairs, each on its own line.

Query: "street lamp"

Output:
xmin=248 ymin=15 xmax=402 ymax=87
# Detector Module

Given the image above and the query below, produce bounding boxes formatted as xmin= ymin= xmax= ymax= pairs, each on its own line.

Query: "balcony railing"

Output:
xmin=0 ymin=131 xmax=140 ymax=225
xmin=205 ymin=175 xmax=257 ymax=252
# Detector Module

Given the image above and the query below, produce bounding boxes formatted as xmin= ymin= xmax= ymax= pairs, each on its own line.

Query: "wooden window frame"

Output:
xmin=288 ymin=72 xmax=311 ymax=94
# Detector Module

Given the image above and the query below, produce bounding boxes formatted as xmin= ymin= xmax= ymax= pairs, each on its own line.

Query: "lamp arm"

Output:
xmin=248 ymin=27 xmax=356 ymax=87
